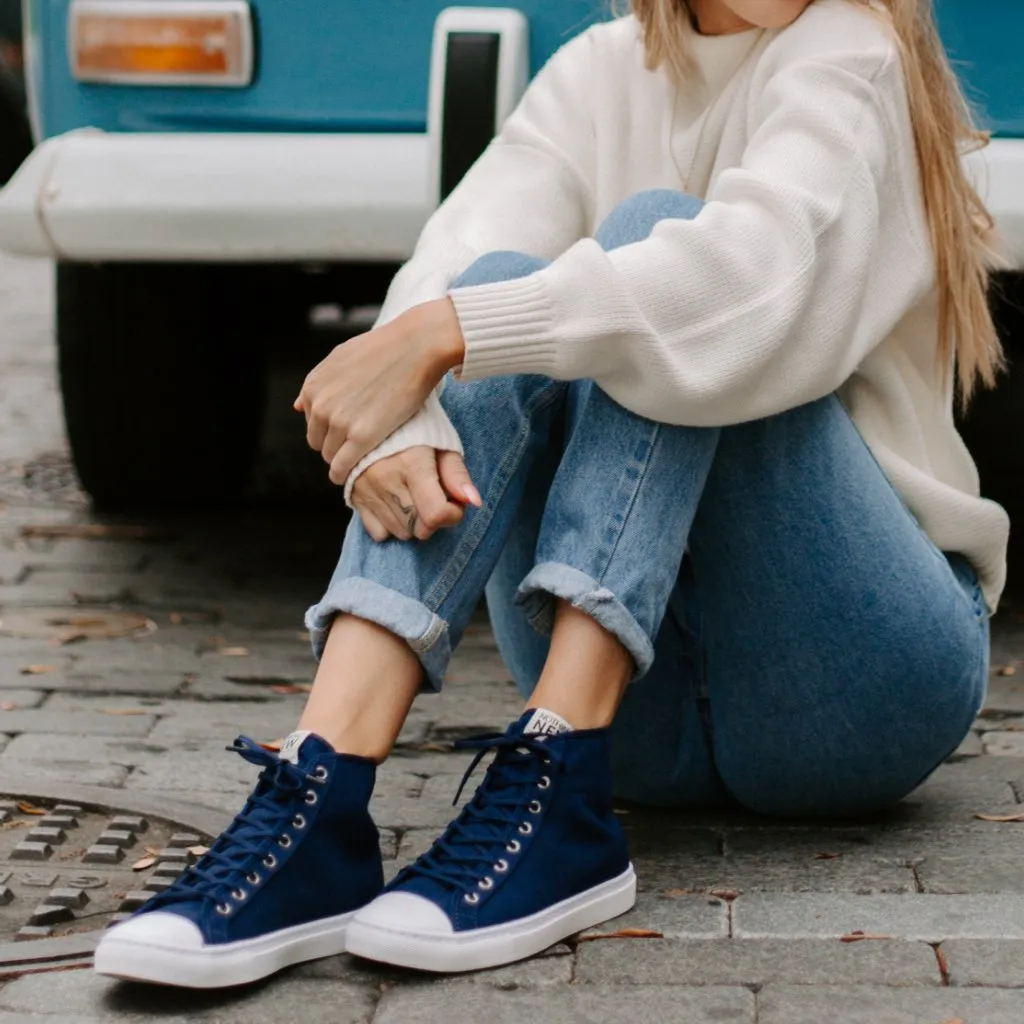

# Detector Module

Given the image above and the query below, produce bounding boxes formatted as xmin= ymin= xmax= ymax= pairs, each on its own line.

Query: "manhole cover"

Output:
xmin=0 ymin=787 xmax=225 ymax=976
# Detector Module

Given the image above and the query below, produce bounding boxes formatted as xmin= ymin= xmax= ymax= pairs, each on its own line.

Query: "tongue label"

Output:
xmin=523 ymin=708 xmax=573 ymax=737
xmin=279 ymin=730 xmax=313 ymax=764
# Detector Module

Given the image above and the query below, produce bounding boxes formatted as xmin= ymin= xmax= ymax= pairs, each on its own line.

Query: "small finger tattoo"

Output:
xmin=388 ymin=492 xmax=418 ymax=537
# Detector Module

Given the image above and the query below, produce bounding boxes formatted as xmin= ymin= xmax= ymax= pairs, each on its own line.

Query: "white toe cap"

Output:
xmin=102 ymin=912 xmax=206 ymax=950
xmin=355 ymin=892 xmax=454 ymax=935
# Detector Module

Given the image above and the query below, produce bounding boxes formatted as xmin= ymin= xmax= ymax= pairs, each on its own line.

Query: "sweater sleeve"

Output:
xmin=344 ymin=29 xmax=598 ymax=501
xmin=451 ymin=50 xmax=933 ymax=427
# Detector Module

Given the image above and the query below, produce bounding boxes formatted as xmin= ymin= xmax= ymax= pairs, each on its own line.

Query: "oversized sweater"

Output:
xmin=350 ymin=0 xmax=1009 ymax=611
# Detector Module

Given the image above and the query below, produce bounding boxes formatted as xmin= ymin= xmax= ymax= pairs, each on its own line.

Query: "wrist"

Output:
xmin=413 ymin=298 xmax=465 ymax=377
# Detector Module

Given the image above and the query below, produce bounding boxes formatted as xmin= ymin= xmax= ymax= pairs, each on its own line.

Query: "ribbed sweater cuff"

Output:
xmin=449 ymin=275 xmax=560 ymax=380
xmin=343 ymin=388 xmax=464 ymax=507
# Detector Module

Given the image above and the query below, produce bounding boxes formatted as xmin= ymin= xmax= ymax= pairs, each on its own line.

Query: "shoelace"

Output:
xmin=398 ymin=732 xmax=562 ymax=899
xmin=147 ymin=737 xmax=326 ymax=914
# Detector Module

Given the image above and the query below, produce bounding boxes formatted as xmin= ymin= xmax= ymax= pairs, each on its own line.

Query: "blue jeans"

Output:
xmin=307 ymin=190 xmax=990 ymax=817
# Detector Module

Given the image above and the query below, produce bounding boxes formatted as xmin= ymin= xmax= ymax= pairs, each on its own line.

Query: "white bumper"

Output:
xmin=0 ymin=129 xmax=434 ymax=262
xmin=1 ymin=131 xmax=1023 ymax=267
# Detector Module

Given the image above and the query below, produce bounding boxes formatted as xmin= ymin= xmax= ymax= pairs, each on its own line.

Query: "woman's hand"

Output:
xmin=351 ymin=446 xmax=482 ymax=542
xmin=295 ymin=299 xmax=466 ymax=486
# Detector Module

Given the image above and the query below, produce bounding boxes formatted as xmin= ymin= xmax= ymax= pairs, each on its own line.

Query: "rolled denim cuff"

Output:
xmin=304 ymin=577 xmax=452 ymax=692
xmin=514 ymin=562 xmax=655 ymax=681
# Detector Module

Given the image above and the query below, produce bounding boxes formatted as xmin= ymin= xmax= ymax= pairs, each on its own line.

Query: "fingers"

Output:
xmin=357 ymin=507 xmax=391 ymax=544
xmin=351 ymin=464 xmax=417 ymax=542
xmin=405 ymin=449 xmax=464 ymax=540
xmin=437 ymin=451 xmax=483 ymax=507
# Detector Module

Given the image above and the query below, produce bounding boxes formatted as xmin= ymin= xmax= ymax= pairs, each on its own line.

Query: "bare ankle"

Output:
xmin=297 ymin=615 xmax=423 ymax=763
xmin=528 ymin=601 xmax=632 ymax=729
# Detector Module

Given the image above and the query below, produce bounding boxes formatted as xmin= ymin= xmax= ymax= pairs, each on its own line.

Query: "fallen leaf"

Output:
xmin=218 ymin=647 xmax=249 ymax=657
xmin=19 ymin=524 xmax=166 ymax=541
xmin=259 ymin=739 xmax=284 ymax=753
xmin=144 ymin=846 xmax=161 ymax=858
xmin=708 ymin=888 xmax=741 ymax=901
xmin=998 ymin=665 xmax=1018 ymax=677
xmin=0 ymin=609 xmax=157 ymax=644
xmin=188 ymin=845 xmax=210 ymax=857
xmin=270 ymin=684 xmax=313 ymax=695
xmin=1 ymin=820 xmax=31 ymax=830
xmin=577 ymin=928 xmax=664 ymax=943
xmin=102 ymin=708 xmax=146 ymax=716
xmin=975 ymin=811 xmax=1024 ymax=823
xmin=131 ymin=855 xmax=157 ymax=872
xmin=840 ymin=931 xmax=892 ymax=943
xmin=168 ymin=613 xmax=183 ymax=625
xmin=934 ymin=945 xmax=951 ymax=983
xmin=815 ymin=852 xmax=843 ymax=860
xmin=662 ymin=888 xmax=695 ymax=897
xmin=19 ymin=665 xmax=55 ymax=676
xmin=17 ymin=802 xmax=46 ymax=815
xmin=938 ymin=1019 xmax=964 ymax=1024
xmin=0 ymin=702 xmax=14 ymax=711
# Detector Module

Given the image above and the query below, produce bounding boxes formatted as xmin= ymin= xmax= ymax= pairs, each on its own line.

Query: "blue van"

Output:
xmin=0 ymin=1 xmax=1021 ymax=511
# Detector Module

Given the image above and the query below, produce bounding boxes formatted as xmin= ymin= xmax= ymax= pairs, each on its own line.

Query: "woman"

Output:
xmin=95 ymin=0 xmax=1008 ymax=988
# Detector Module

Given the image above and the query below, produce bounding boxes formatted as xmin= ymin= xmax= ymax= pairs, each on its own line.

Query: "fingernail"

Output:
xmin=464 ymin=484 xmax=482 ymax=507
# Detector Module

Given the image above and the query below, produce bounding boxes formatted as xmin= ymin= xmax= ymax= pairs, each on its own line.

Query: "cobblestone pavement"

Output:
xmin=1 ymin=250 xmax=1024 ymax=1022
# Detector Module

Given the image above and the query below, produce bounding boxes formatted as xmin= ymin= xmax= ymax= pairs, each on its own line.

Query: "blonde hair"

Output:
xmin=628 ymin=0 xmax=1003 ymax=404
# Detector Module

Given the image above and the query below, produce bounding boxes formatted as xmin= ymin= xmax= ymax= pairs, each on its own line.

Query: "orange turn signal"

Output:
xmin=69 ymin=0 xmax=253 ymax=86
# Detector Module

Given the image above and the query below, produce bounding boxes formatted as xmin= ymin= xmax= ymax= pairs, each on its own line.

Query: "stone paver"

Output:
xmin=942 ymin=938 xmax=1024 ymax=987
xmin=575 ymin=937 xmax=940 ymax=987
xmin=734 ymin=893 xmax=1024 ymax=940
xmin=2 ymin=245 xmax=1024 ymax=1020
xmin=375 ymin=985 xmax=755 ymax=1024
xmin=0 ymin=969 xmax=376 ymax=1023
xmin=757 ymin=984 xmax=1024 ymax=1023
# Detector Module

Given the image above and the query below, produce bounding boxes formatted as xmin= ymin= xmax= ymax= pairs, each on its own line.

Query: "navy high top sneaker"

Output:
xmin=346 ymin=709 xmax=636 ymax=972
xmin=93 ymin=732 xmax=383 ymax=988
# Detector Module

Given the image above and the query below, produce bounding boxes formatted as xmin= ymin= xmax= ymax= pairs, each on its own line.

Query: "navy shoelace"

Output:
xmin=398 ymin=732 xmax=562 ymax=896
xmin=147 ymin=737 xmax=320 ymax=912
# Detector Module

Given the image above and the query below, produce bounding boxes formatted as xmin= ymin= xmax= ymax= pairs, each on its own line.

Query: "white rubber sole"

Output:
xmin=345 ymin=865 xmax=637 ymax=973
xmin=93 ymin=911 xmax=355 ymax=988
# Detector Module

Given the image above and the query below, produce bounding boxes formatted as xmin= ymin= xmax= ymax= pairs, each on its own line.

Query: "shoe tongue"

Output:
xmin=515 ymin=708 xmax=574 ymax=738
xmin=278 ymin=730 xmax=335 ymax=767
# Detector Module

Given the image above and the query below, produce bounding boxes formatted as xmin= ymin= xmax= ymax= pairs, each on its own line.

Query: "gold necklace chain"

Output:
xmin=672 ymin=30 xmax=765 ymax=194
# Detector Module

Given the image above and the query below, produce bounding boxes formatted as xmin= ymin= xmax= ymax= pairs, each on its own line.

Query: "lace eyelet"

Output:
xmin=528 ymin=800 xmax=542 ymax=814
xmin=216 ymin=903 xmax=231 ymax=916
xmin=478 ymin=876 xmax=494 ymax=891
xmin=263 ymin=854 xmax=278 ymax=868
xmin=464 ymin=892 xmax=480 ymax=905
xmin=305 ymin=790 xmax=318 ymax=806
xmin=494 ymin=859 xmax=509 ymax=873
xmin=278 ymin=835 xmax=293 ymax=849
xmin=313 ymin=766 xmax=329 ymax=783
xmin=506 ymin=840 xmax=521 ymax=854
xmin=232 ymin=888 xmax=246 ymax=902
xmin=293 ymin=814 xmax=307 ymax=829
xmin=518 ymin=822 xmax=533 ymax=836
xmin=538 ymin=776 xmax=551 ymax=790
xmin=246 ymin=872 xmax=261 ymax=885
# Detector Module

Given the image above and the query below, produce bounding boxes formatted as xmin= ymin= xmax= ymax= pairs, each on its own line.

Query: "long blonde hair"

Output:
xmin=629 ymin=0 xmax=1003 ymax=404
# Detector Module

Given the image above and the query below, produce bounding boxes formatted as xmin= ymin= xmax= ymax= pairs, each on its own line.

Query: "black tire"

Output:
xmin=0 ymin=50 xmax=31 ymax=186
xmin=57 ymin=263 xmax=270 ymax=512
xmin=959 ymin=271 xmax=1024 ymax=565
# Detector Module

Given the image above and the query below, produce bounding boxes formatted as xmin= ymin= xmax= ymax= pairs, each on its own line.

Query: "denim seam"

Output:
xmin=836 ymin=395 xmax=989 ymax=627
xmin=592 ymin=424 xmax=661 ymax=588
xmin=422 ymin=379 xmax=566 ymax=614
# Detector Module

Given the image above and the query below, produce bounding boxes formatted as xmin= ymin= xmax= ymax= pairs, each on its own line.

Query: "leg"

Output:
xmin=689 ymin=396 xmax=989 ymax=816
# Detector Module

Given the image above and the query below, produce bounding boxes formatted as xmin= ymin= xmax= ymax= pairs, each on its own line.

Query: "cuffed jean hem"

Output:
xmin=303 ymin=577 xmax=452 ymax=692
xmin=515 ymin=562 xmax=656 ymax=680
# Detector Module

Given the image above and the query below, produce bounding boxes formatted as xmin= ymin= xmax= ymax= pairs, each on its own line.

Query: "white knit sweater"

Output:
xmin=351 ymin=0 xmax=1009 ymax=610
